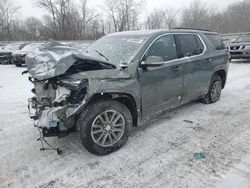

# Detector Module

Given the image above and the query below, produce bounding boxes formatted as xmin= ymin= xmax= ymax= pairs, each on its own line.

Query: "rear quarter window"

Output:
xmin=205 ymin=34 xmax=225 ymax=50
xmin=174 ymin=34 xmax=204 ymax=58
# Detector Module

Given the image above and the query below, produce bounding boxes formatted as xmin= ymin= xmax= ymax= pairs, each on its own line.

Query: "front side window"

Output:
xmin=174 ymin=34 xmax=204 ymax=58
xmin=144 ymin=35 xmax=177 ymax=62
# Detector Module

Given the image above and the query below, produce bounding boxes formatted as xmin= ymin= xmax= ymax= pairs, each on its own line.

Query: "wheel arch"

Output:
xmin=87 ymin=92 xmax=138 ymax=127
xmin=213 ymin=69 xmax=227 ymax=89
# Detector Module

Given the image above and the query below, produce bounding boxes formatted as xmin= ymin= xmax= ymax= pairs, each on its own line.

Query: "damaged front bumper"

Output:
xmin=28 ymin=79 xmax=88 ymax=138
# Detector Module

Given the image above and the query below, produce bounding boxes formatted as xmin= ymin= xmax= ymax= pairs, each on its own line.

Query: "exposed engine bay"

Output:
xmin=28 ymin=76 xmax=88 ymax=137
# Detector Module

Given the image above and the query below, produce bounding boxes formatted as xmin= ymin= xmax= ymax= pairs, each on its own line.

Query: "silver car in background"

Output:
xmin=229 ymin=35 xmax=250 ymax=62
xmin=0 ymin=42 xmax=27 ymax=64
xmin=12 ymin=43 xmax=44 ymax=67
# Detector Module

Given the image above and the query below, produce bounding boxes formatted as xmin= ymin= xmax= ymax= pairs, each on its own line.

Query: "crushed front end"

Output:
xmin=28 ymin=77 xmax=88 ymax=138
xmin=25 ymin=40 xmax=117 ymax=140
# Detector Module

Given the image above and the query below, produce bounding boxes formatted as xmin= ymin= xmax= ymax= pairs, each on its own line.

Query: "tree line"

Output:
xmin=0 ymin=0 xmax=250 ymax=41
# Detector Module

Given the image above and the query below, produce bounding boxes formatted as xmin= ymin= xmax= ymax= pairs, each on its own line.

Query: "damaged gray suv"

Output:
xmin=26 ymin=29 xmax=229 ymax=155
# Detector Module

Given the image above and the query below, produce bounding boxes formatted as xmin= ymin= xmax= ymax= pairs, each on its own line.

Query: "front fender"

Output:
xmin=65 ymin=77 xmax=141 ymax=119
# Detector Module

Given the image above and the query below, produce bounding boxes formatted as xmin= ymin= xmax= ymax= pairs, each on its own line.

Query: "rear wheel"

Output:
xmin=78 ymin=100 xmax=132 ymax=155
xmin=201 ymin=74 xmax=223 ymax=104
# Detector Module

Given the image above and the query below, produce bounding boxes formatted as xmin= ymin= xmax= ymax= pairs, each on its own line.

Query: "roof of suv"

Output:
xmin=108 ymin=29 xmax=218 ymax=37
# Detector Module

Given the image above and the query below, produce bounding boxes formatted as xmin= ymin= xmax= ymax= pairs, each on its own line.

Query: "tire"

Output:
xmin=201 ymin=74 xmax=223 ymax=104
xmin=77 ymin=100 xmax=132 ymax=155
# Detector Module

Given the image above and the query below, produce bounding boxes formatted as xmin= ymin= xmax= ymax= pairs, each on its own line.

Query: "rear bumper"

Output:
xmin=0 ymin=59 xmax=12 ymax=64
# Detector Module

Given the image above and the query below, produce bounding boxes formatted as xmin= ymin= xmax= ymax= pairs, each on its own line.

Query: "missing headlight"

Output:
xmin=68 ymin=87 xmax=87 ymax=104
xmin=59 ymin=79 xmax=88 ymax=91
xmin=58 ymin=79 xmax=88 ymax=104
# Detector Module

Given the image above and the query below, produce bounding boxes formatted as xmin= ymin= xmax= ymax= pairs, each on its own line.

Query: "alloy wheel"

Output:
xmin=91 ymin=110 xmax=125 ymax=147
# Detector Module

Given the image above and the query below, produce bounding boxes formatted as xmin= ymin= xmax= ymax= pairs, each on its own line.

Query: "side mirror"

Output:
xmin=141 ymin=56 xmax=164 ymax=68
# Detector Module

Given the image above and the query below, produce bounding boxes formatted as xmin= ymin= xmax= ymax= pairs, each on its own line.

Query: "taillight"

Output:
xmin=227 ymin=51 xmax=231 ymax=60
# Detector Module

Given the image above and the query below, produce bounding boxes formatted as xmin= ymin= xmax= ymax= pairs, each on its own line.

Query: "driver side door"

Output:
xmin=138 ymin=34 xmax=184 ymax=119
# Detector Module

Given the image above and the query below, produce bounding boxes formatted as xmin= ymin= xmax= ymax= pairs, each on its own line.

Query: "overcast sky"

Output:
xmin=16 ymin=0 xmax=241 ymax=19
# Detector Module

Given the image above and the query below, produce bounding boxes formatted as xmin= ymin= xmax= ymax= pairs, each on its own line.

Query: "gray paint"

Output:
xmin=27 ymin=29 xmax=229 ymax=130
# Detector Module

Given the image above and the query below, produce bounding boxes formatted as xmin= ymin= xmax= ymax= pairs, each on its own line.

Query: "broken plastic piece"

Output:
xmin=194 ymin=152 xmax=206 ymax=160
xmin=184 ymin=120 xmax=194 ymax=124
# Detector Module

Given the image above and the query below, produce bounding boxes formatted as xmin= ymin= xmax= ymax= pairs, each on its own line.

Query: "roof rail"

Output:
xmin=172 ymin=27 xmax=212 ymax=32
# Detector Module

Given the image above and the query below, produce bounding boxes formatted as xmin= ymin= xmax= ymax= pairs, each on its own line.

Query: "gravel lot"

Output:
xmin=0 ymin=63 xmax=250 ymax=188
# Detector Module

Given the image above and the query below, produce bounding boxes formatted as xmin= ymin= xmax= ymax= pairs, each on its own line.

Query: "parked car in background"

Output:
xmin=12 ymin=43 xmax=44 ymax=67
xmin=222 ymin=34 xmax=239 ymax=47
xmin=74 ymin=43 xmax=90 ymax=53
xmin=26 ymin=29 xmax=229 ymax=155
xmin=61 ymin=41 xmax=79 ymax=47
xmin=228 ymin=35 xmax=250 ymax=62
xmin=0 ymin=43 xmax=7 ymax=50
xmin=222 ymin=39 xmax=232 ymax=47
xmin=0 ymin=42 xmax=27 ymax=64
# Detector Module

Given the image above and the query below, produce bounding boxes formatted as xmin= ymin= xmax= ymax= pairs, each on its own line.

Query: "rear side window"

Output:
xmin=205 ymin=34 xmax=225 ymax=50
xmin=174 ymin=34 xmax=204 ymax=58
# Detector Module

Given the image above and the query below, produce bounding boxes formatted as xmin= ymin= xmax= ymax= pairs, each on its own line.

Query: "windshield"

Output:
xmin=21 ymin=43 xmax=43 ymax=51
xmin=4 ymin=43 xmax=25 ymax=51
xmin=85 ymin=34 xmax=148 ymax=65
xmin=233 ymin=35 xmax=250 ymax=43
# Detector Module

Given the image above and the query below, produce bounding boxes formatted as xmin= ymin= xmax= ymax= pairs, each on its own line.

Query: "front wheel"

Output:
xmin=78 ymin=100 xmax=132 ymax=155
xmin=201 ymin=74 xmax=223 ymax=104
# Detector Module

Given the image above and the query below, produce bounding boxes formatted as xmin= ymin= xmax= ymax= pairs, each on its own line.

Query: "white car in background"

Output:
xmin=12 ymin=43 xmax=44 ymax=67
xmin=0 ymin=42 xmax=27 ymax=64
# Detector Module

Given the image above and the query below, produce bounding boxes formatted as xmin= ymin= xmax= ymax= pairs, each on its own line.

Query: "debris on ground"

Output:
xmin=184 ymin=120 xmax=194 ymax=124
xmin=194 ymin=152 xmax=206 ymax=160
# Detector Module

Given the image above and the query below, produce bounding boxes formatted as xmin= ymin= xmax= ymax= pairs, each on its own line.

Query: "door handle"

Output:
xmin=173 ymin=66 xmax=182 ymax=72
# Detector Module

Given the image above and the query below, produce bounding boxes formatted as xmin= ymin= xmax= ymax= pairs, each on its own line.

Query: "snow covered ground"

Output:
xmin=0 ymin=63 xmax=250 ymax=188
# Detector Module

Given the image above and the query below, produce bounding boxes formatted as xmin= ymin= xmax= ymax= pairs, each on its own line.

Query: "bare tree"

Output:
xmin=145 ymin=8 xmax=178 ymax=29
xmin=0 ymin=0 xmax=19 ymax=40
xmin=145 ymin=9 xmax=165 ymax=29
xmin=102 ymin=0 xmax=142 ymax=32
xmin=78 ymin=0 xmax=97 ymax=39
xmin=36 ymin=0 xmax=78 ymax=40
xmin=165 ymin=9 xmax=178 ymax=29
xmin=24 ymin=17 xmax=43 ymax=40
xmin=223 ymin=0 xmax=250 ymax=33
xmin=181 ymin=0 xmax=210 ymax=29
xmin=3 ymin=0 xmax=250 ymax=41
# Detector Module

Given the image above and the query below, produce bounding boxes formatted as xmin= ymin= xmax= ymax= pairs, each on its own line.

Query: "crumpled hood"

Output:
xmin=25 ymin=40 xmax=115 ymax=81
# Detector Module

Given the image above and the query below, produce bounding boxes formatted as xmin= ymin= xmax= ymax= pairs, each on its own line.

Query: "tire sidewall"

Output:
xmin=208 ymin=74 xmax=222 ymax=103
xmin=78 ymin=100 xmax=132 ymax=155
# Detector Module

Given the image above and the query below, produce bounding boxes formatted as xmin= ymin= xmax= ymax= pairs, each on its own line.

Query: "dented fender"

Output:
xmin=64 ymin=72 xmax=141 ymax=119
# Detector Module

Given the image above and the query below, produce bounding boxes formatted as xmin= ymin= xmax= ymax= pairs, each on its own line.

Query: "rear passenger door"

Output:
xmin=174 ymin=34 xmax=212 ymax=102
